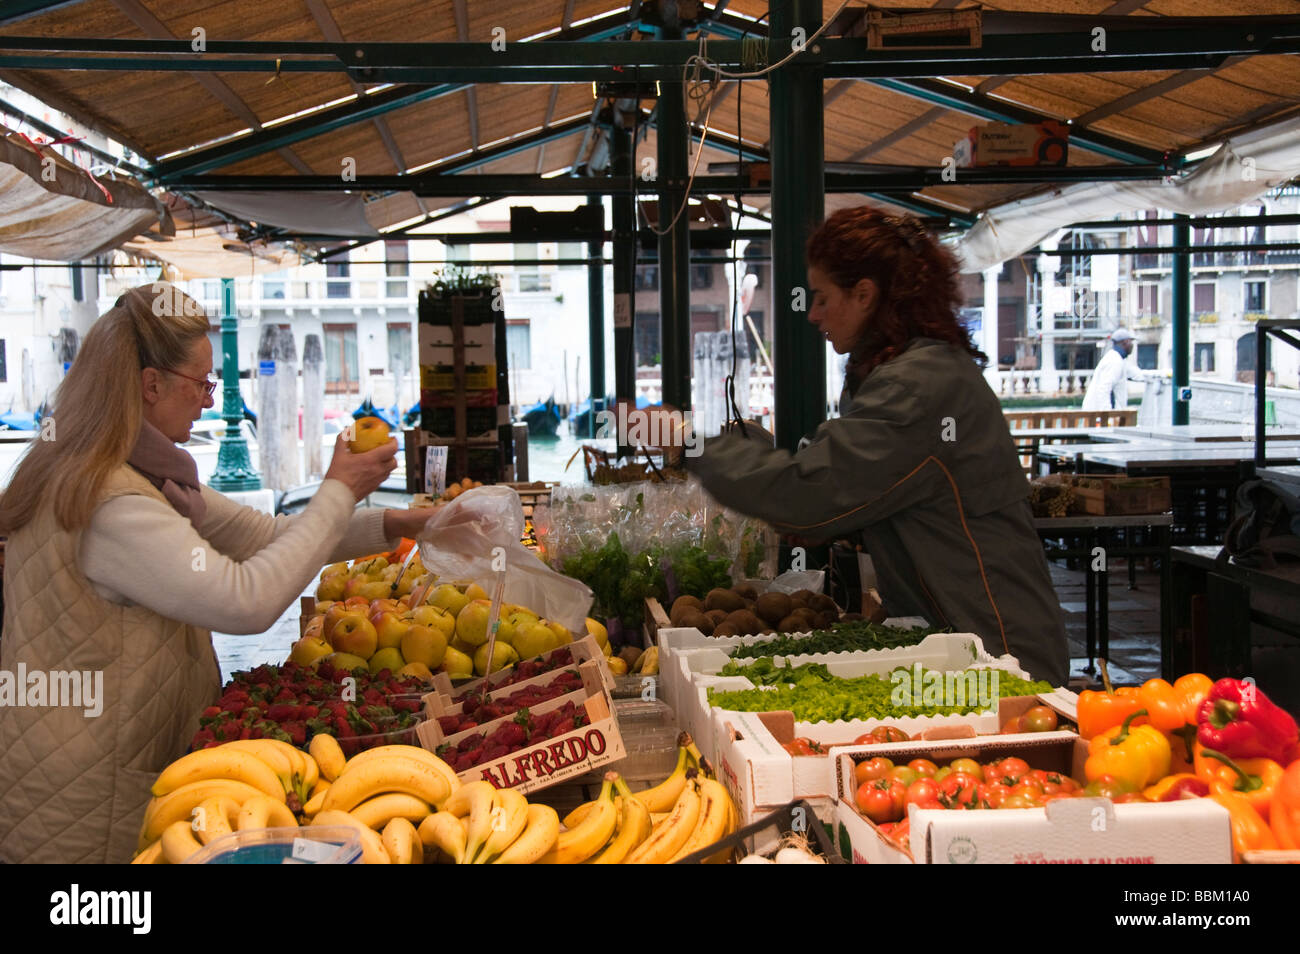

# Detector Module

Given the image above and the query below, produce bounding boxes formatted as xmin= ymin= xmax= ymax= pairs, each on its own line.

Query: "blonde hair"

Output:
xmin=0 ymin=283 xmax=211 ymax=533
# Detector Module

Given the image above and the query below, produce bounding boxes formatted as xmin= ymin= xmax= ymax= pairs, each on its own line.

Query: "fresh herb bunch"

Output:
xmin=707 ymin=667 xmax=1054 ymax=723
xmin=728 ymin=621 xmax=942 ymax=660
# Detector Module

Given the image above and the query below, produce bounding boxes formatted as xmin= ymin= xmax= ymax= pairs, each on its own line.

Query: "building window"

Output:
xmin=690 ymin=265 xmax=714 ymax=290
xmin=1137 ymin=283 xmax=1159 ymax=315
xmin=387 ymin=323 xmax=412 ymax=378
xmin=1193 ymin=282 xmax=1216 ymax=316
xmin=635 ymin=266 xmax=659 ymax=292
xmin=518 ymin=272 xmax=552 ymax=293
xmin=635 ymin=311 xmax=660 ymax=366
xmin=1137 ymin=343 xmax=1158 ymax=370
xmin=514 ymin=243 xmax=550 ymax=292
xmin=202 ymin=280 xmax=220 ymax=300
xmin=323 ymin=323 xmax=360 ymax=393
xmin=447 ymin=243 xmax=470 ymax=265
xmin=386 ymin=240 xmax=409 ymax=297
xmin=506 ymin=320 xmax=531 ymax=370
xmin=1194 ymin=343 xmax=1215 ymax=373
xmin=325 ymin=261 xmax=351 ymax=299
xmin=1244 ymin=280 xmax=1267 ymax=313
xmin=557 ymin=241 xmax=584 ymax=270
xmin=1237 ymin=332 xmax=1272 ymax=375
xmin=262 ymin=280 xmax=285 ymax=299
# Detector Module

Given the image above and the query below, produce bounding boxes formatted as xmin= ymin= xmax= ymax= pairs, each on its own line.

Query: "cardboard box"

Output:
xmin=954 ymin=120 xmax=1069 ymax=168
xmin=1071 ymin=475 xmax=1172 ymax=516
xmin=420 ymin=364 xmax=498 ymax=391
xmin=833 ymin=735 xmax=1232 ymax=864
xmin=429 ymin=633 xmax=615 ymax=706
xmin=415 ymin=658 xmax=626 ymax=795
xmin=418 ymin=320 xmax=496 ymax=366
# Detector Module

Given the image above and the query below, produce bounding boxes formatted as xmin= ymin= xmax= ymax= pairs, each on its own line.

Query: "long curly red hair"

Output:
xmin=806 ymin=206 xmax=986 ymax=392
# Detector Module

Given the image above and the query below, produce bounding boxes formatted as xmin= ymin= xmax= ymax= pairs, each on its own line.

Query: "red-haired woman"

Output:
xmin=693 ymin=207 xmax=1068 ymax=685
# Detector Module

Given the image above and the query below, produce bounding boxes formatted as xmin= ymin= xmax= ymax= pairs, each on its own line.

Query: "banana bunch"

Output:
xmin=418 ymin=779 xmax=561 ymax=864
xmin=551 ymin=731 xmax=737 ymax=864
xmin=133 ymin=739 xmax=324 ymax=863
xmin=631 ymin=645 xmax=659 ymax=676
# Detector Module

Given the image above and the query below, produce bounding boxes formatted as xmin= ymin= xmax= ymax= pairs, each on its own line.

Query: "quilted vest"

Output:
xmin=0 ymin=465 xmax=221 ymax=863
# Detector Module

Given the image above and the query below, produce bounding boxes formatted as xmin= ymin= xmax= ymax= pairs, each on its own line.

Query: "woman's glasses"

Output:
xmin=164 ymin=368 xmax=218 ymax=397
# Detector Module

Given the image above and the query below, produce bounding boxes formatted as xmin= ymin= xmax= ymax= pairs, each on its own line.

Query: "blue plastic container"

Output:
xmin=184 ymin=825 xmax=363 ymax=864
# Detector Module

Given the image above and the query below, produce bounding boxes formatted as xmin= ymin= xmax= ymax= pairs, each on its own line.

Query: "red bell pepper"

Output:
xmin=1196 ymin=678 xmax=1298 ymax=763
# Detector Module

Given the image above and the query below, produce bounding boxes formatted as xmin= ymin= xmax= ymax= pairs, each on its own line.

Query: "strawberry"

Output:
xmin=200 ymin=705 xmax=222 ymax=719
xmin=282 ymin=721 xmax=307 ymax=746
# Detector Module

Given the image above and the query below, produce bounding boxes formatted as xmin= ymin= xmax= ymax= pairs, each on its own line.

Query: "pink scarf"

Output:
xmin=127 ymin=420 xmax=207 ymax=529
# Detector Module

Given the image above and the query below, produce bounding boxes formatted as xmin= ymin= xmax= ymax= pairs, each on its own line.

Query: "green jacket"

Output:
xmin=692 ymin=338 xmax=1069 ymax=685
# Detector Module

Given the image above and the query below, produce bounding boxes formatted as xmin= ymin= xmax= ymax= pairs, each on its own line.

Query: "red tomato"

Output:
xmin=857 ymin=779 xmax=904 ymax=824
xmin=906 ymin=778 xmax=942 ymax=810
xmin=1001 ymin=793 xmax=1040 ymax=810
xmin=854 ymin=757 xmax=894 ymax=785
xmin=907 ymin=758 xmax=938 ymax=778
xmin=1002 ymin=715 xmax=1023 ymax=733
xmin=889 ymin=816 xmax=911 ymax=849
xmin=1009 ymin=780 xmax=1045 ymax=801
xmin=983 ymin=763 xmax=1004 ymax=784
xmin=783 ymin=737 xmax=826 ymax=757
xmin=949 ymin=758 xmax=984 ymax=781
xmin=939 ymin=772 xmax=981 ymax=809
xmin=976 ymin=782 xmax=1007 ymax=809
xmin=1022 ymin=706 xmax=1059 ymax=733
xmin=870 ymin=725 xmax=911 ymax=744
xmin=1114 ymin=791 xmax=1149 ymax=803
xmin=995 ymin=757 xmax=1030 ymax=784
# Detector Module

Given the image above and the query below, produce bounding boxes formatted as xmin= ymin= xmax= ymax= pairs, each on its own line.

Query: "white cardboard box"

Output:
xmin=833 ymin=735 xmax=1232 ymax=864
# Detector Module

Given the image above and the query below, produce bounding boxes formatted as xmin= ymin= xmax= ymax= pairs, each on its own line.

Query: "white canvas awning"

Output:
xmin=0 ymin=130 xmax=171 ymax=261
xmin=119 ymin=225 xmax=301 ymax=280
xmin=952 ymin=113 xmax=1300 ymax=273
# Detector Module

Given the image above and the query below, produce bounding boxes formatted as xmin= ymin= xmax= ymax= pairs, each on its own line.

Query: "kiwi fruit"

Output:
xmin=724 ymin=609 xmax=764 ymax=635
xmin=789 ymin=596 xmax=809 ymax=610
xmin=704 ymin=588 xmax=746 ymax=613
xmin=754 ymin=592 xmax=793 ymax=626
xmin=702 ymin=608 xmax=727 ymax=626
xmin=734 ymin=584 xmax=759 ymax=602
xmin=809 ymin=593 xmax=838 ymax=614
xmin=677 ymin=609 xmax=714 ymax=636
xmin=777 ymin=614 xmax=805 ymax=633
xmin=791 ymin=608 xmax=818 ymax=628
xmin=712 ymin=621 xmax=742 ymax=637
xmin=792 ymin=589 xmax=816 ymax=604
xmin=669 ymin=595 xmax=704 ymax=625
xmin=815 ymin=611 xmax=838 ymax=629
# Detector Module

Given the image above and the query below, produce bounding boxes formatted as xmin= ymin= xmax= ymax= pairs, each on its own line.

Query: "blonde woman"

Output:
xmin=0 ymin=283 xmax=431 ymax=864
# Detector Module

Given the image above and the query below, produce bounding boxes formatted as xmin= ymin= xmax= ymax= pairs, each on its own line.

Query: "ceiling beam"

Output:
xmin=843 ymin=106 xmax=948 ymax=163
xmin=537 ymin=84 xmax=561 ymax=174
xmin=0 ymin=0 xmax=85 ymax=27
xmin=452 ymin=0 xmax=481 ymax=172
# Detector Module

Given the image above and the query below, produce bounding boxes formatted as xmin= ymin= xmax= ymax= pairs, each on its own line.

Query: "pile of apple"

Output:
xmin=292 ymin=555 xmax=616 ymax=683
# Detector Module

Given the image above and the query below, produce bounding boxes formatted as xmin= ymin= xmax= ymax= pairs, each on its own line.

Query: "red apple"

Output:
xmin=331 ymin=614 xmax=378 ymax=659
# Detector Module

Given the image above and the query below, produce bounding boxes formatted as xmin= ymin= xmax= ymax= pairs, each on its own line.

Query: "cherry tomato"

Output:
xmin=906 ymin=778 xmax=942 ymax=810
xmin=1021 ymin=705 xmax=1059 ymax=733
xmin=888 ymin=766 xmax=919 ymax=788
xmin=870 ymin=725 xmax=910 ymax=744
xmin=939 ymin=772 xmax=981 ymax=809
xmin=854 ymin=757 xmax=894 ymax=786
xmin=907 ymin=758 xmax=938 ymax=778
xmin=995 ymin=757 xmax=1030 ymax=784
xmin=949 ymin=758 xmax=984 ymax=781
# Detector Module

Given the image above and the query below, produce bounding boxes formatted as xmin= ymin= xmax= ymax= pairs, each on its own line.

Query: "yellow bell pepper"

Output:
xmin=1085 ymin=709 xmax=1173 ymax=790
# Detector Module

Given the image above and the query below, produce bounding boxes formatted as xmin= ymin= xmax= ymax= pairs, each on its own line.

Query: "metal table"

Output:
xmin=1035 ymin=514 xmax=1173 ymax=676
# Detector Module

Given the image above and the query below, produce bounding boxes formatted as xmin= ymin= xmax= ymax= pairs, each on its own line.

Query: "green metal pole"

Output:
xmin=209 ymin=277 xmax=261 ymax=490
xmin=656 ymin=13 xmax=691 ymax=411
xmin=587 ymin=195 xmax=606 ymax=437
xmin=610 ymin=113 xmax=636 ymax=445
xmin=771 ymin=0 xmax=826 ymax=450
xmin=1171 ymin=214 xmax=1190 ymax=426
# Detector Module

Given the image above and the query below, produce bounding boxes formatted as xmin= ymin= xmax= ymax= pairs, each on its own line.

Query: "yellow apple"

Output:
xmin=401 ymin=624 xmax=448 ymax=669
xmin=456 ymin=599 xmax=492 ymax=646
xmin=585 ymin=617 xmax=608 ymax=650
xmin=322 ymin=604 xmax=362 ymax=642
xmin=315 ymin=575 xmax=346 ymax=602
xmin=607 ymin=656 xmax=629 ymax=676
xmin=429 ymin=584 xmax=471 ymax=617
xmin=349 ymin=415 xmax=391 ymax=454
xmin=398 ymin=661 xmax=435 ymax=684
xmin=464 ymin=582 xmax=489 ymax=602
xmin=331 ymin=614 xmax=379 ymax=659
xmin=324 ymin=651 xmax=369 ymax=673
xmin=410 ymin=604 xmax=456 ymax=641
xmin=320 ymin=562 xmax=349 ymax=581
xmin=302 ymin=615 xmax=325 ymax=642
xmin=290 ymin=635 xmax=333 ymax=668
xmin=357 ymin=580 xmax=393 ymax=602
xmin=506 ymin=609 xmax=540 ymax=629
xmin=511 ymin=621 xmax=556 ymax=660
xmin=368 ymin=647 xmax=406 ymax=675
xmin=441 ymin=646 xmax=474 ymax=678
xmin=549 ymin=621 xmax=573 ymax=646
xmin=473 ymin=641 xmax=519 ymax=677
xmin=314 ymin=600 xmax=336 ymax=616
xmin=450 ymin=636 xmax=477 ymax=656
xmin=371 ymin=611 xmax=411 ymax=650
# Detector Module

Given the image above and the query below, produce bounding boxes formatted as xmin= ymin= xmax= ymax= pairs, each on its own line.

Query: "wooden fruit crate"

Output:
xmin=1071 ymin=475 xmax=1172 ymax=516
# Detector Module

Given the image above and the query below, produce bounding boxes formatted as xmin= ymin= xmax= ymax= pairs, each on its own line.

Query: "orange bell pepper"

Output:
xmin=1270 ymin=760 xmax=1300 ymax=850
xmin=1137 ymin=678 xmax=1188 ymax=732
xmin=1085 ymin=710 xmax=1173 ymax=790
xmin=1209 ymin=791 xmax=1277 ymax=862
xmin=1159 ymin=674 xmax=1213 ymax=773
xmin=1197 ymin=748 xmax=1284 ymax=823
xmin=1143 ymin=773 xmax=1209 ymax=802
xmin=1077 ymin=685 xmax=1144 ymax=740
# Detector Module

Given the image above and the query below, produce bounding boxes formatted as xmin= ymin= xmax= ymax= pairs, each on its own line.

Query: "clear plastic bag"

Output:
xmin=416 ymin=486 xmax=593 ymax=633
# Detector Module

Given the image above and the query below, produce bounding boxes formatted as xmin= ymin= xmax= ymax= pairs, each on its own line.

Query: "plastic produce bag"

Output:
xmin=415 ymin=486 xmax=593 ymax=633
xmin=764 ymin=569 xmax=826 ymax=595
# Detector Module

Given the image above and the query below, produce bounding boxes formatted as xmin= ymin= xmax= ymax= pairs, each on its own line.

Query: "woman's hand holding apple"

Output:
xmin=324 ymin=432 xmax=398 ymax=502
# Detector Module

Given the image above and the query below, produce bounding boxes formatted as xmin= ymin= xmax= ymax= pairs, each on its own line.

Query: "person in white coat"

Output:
xmin=1082 ymin=327 xmax=1147 ymax=411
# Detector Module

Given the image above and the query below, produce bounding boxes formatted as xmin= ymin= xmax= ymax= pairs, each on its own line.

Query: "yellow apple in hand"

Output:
xmin=349 ymin=415 xmax=391 ymax=454
xmin=290 ymin=635 xmax=333 ymax=668
xmin=429 ymin=584 xmax=470 ymax=618
xmin=371 ymin=611 xmax=411 ymax=650
xmin=401 ymin=624 xmax=448 ymax=669
xmin=410 ymin=604 xmax=456 ymax=641
xmin=456 ymin=599 xmax=492 ymax=646
xmin=332 ymin=614 xmax=379 ymax=659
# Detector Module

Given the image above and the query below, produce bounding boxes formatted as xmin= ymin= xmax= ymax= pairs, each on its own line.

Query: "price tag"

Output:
xmin=425 ymin=446 xmax=448 ymax=496
xmin=291 ymin=837 xmax=337 ymax=863
xmin=613 ymin=293 xmax=632 ymax=329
